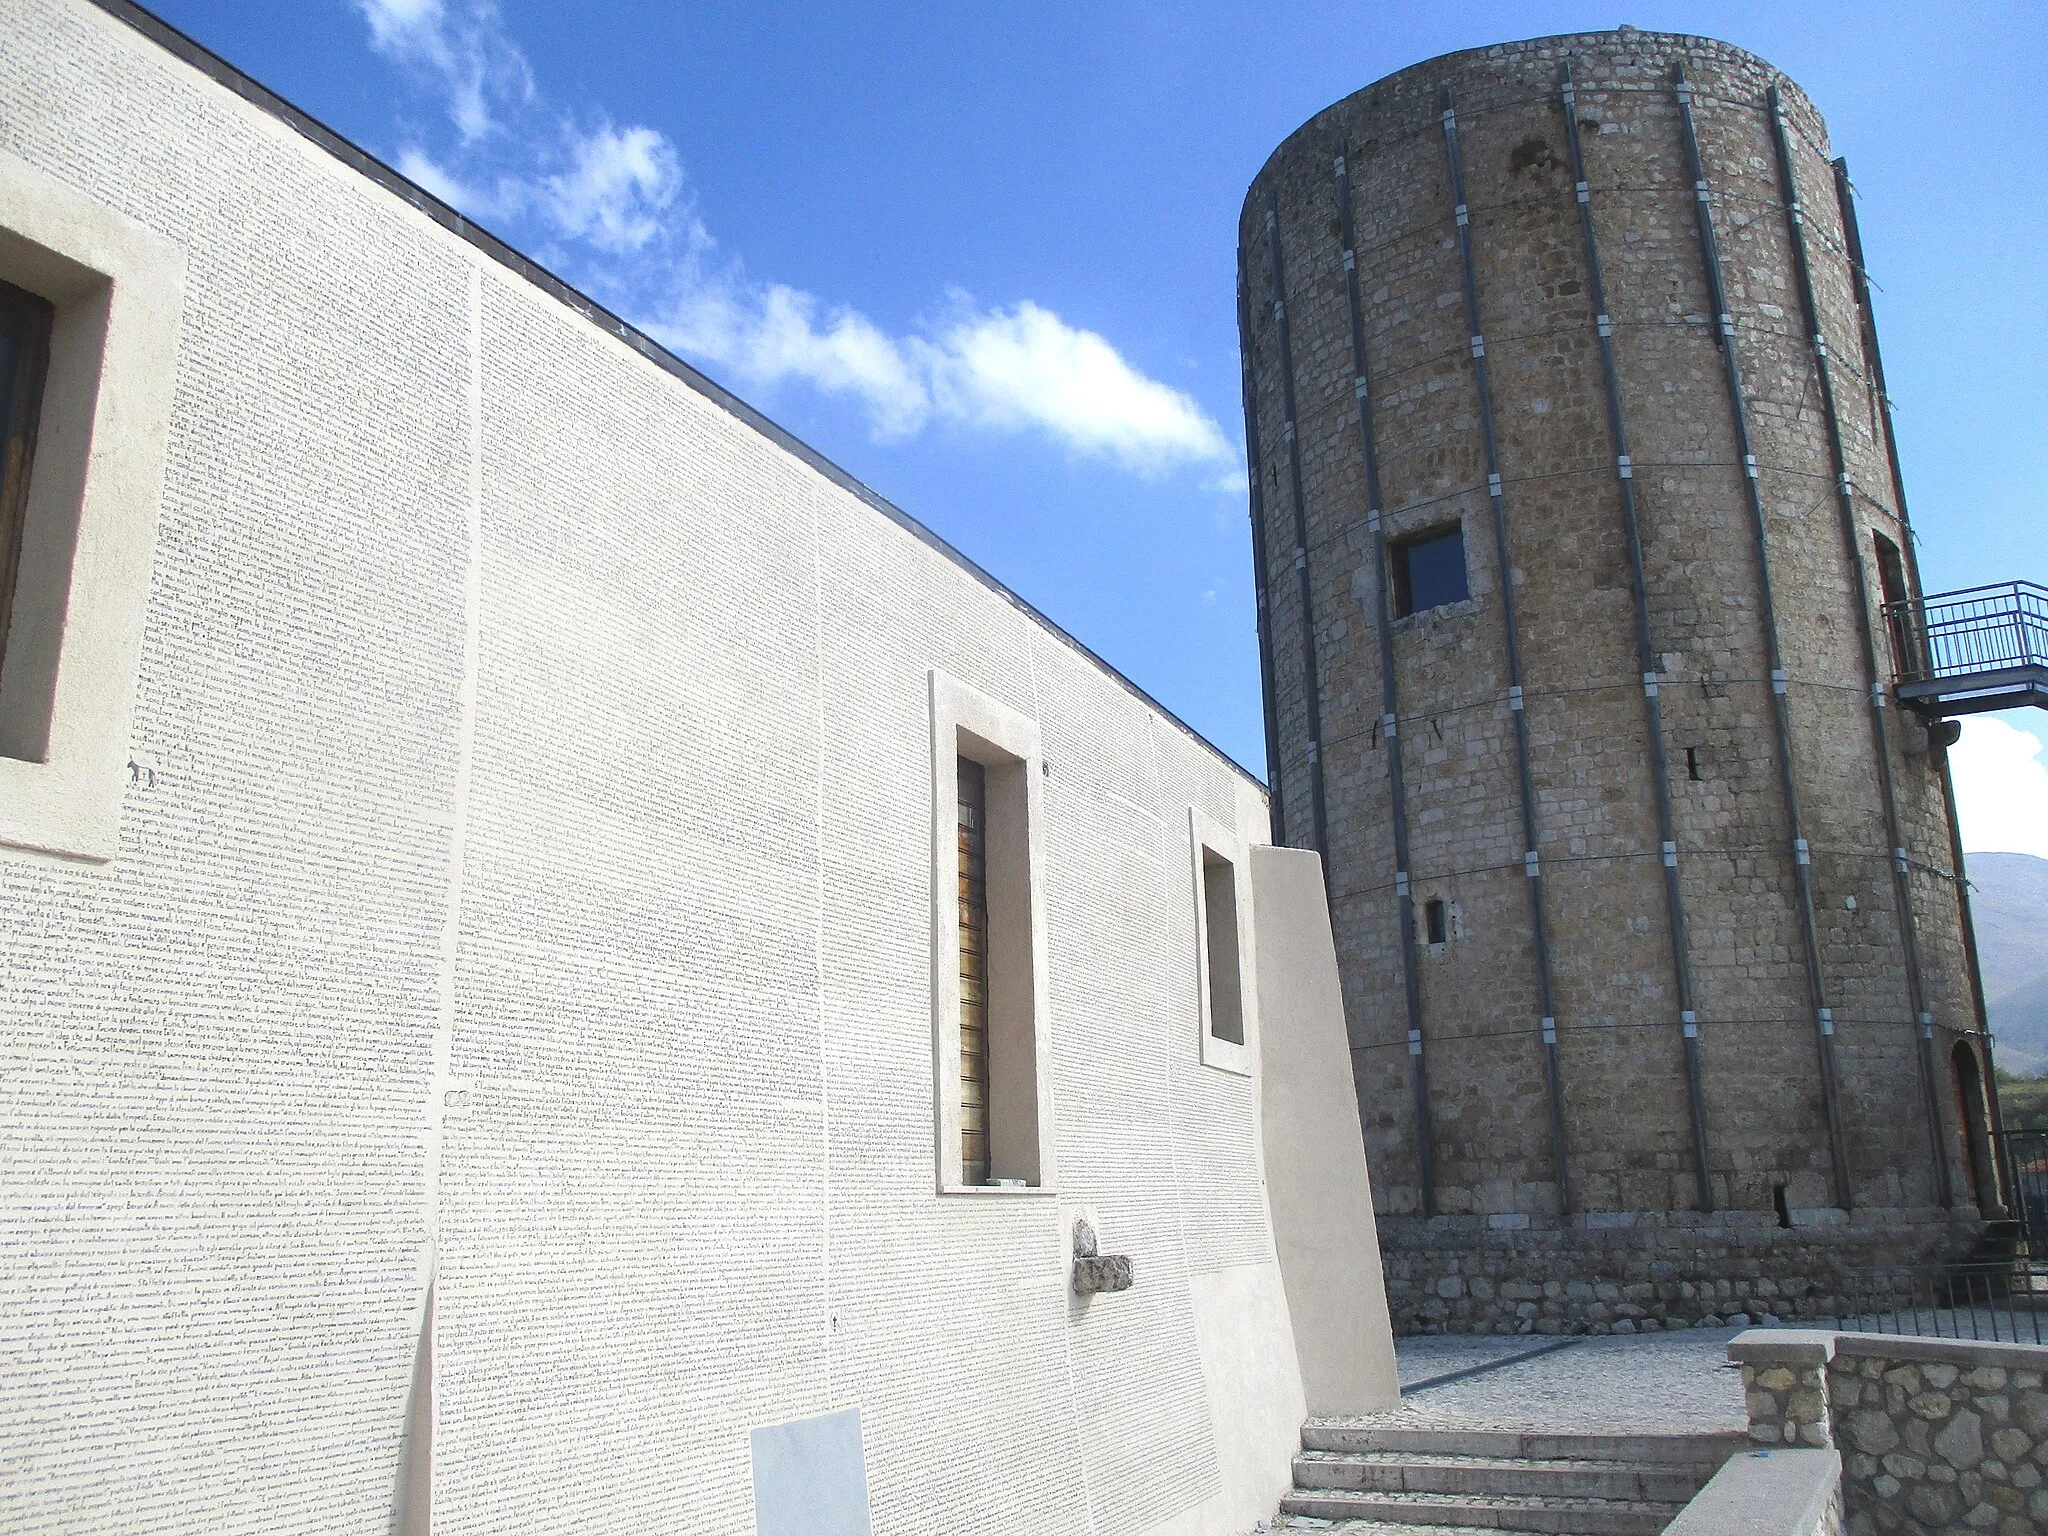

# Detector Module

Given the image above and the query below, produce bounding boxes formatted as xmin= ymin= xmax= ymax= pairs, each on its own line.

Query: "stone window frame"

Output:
xmin=1387 ymin=519 xmax=1471 ymax=620
xmin=927 ymin=669 xmax=1056 ymax=1196
xmin=0 ymin=151 xmax=184 ymax=865
xmin=1189 ymin=805 xmax=1256 ymax=1077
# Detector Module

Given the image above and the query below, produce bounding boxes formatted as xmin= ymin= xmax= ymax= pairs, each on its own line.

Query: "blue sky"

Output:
xmin=148 ymin=0 xmax=2048 ymax=854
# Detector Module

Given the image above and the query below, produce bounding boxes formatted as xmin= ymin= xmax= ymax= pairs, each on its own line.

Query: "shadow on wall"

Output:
xmin=391 ymin=1284 xmax=432 ymax=1536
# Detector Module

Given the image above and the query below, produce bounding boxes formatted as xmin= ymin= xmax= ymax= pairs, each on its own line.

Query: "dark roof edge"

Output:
xmin=88 ymin=0 xmax=1269 ymax=798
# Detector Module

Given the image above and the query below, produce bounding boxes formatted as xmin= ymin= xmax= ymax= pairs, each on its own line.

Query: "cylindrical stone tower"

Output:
xmin=1238 ymin=28 xmax=2005 ymax=1333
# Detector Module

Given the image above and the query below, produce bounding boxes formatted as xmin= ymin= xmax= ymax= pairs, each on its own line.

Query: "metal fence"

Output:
xmin=1883 ymin=580 xmax=2048 ymax=685
xmin=2012 ymin=1129 xmax=2048 ymax=1259
xmin=1806 ymin=1261 xmax=2048 ymax=1346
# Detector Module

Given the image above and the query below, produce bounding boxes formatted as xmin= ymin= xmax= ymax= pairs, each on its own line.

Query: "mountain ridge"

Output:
xmin=1968 ymin=851 xmax=2048 ymax=1075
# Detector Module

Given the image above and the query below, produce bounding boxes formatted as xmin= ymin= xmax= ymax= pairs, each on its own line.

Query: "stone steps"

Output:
xmin=1277 ymin=1486 xmax=1682 ymax=1534
xmin=1279 ymin=1425 xmax=1741 ymax=1535
xmin=1299 ymin=1425 xmax=1745 ymax=1466
xmin=1292 ymin=1449 xmax=1707 ymax=1502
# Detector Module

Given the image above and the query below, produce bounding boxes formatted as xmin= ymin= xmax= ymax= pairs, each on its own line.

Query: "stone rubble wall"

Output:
xmin=1731 ymin=1329 xmax=2048 ymax=1536
xmin=1381 ymin=1207 xmax=1975 ymax=1335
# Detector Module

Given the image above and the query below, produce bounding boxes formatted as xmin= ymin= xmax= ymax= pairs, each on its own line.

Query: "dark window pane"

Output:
xmin=1392 ymin=525 xmax=1467 ymax=618
xmin=1202 ymin=852 xmax=1243 ymax=1045
xmin=0 ymin=278 xmax=55 ymax=675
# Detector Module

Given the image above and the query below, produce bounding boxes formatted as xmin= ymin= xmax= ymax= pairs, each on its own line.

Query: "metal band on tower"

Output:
xmin=1441 ymin=88 xmax=1573 ymax=1213
xmin=1263 ymin=196 xmax=1331 ymax=857
xmin=1832 ymin=159 xmax=2002 ymax=1080
xmin=1766 ymin=89 xmax=1951 ymax=1208
xmin=1332 ymin=143 xmax=1438 ymax=1217
xmin=1237 ymin=277 xmax=1288 ymax=848
xmin=1673 ymin=65 xmax=1853 ymax=1208
xmin=1559 ymin=63 xmax=1715 ymax=1213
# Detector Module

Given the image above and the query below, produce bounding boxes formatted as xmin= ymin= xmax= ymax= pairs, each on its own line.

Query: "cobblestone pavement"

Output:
xmin=1373 ymin=1326 xmax=1748 ymax=1432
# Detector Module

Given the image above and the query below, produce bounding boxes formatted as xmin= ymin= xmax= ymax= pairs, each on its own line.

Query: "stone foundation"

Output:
xmin=1379 ymin=1206 xmax=1981 ymax=1336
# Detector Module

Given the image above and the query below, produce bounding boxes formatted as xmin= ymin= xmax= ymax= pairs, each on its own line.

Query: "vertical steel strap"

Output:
xmin=1441 ymin=89 xmax=1573 ymax=1214
xmin=1832 ymin=159 xmax=1917 ymax=592
xmin=1837 ymin=157 xmax=2009 ymax=1210
xmin=1264 ymin=195 xmax=1331 ymax=857
xmin=1768 ymin=91 xmax=1951 ymax=1209
xmin=1560 ymin=66 xmax=1715 ymax=1212
xmin=1673 ymin=66 xmax=1853 ymax=1208
xmin=1237 ymin=275 xmax=1288 ymax=847
xmin=1332 ymin=143 xmax=1437 ymax=1217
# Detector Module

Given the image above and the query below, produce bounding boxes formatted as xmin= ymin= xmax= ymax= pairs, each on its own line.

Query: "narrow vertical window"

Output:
xmin=956 ymin=756 xmax=991 ymax=1187
xmin=1190 ymin=807 xmax=1253 ymax=1074
xmin=1424 ymin=897 xmax=1448 ymax=947
xmin=1201 ymin=850 xmax=1243 ymax=1045
xmin=929 ymin=672 xmax=1052 ymax=1192
xmin=0 ymin=158 xmax=187 ymax=862
xmin=0 ymin=278 xmax=54 ymax=678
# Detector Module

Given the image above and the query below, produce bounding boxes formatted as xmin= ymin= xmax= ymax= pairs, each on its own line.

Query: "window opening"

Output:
xmin=1772 ymin=1182 xmax=1792 ymax=1229
xmin=1424 ymin=897 xmax=1448 ymax=947
xmin=1201 ymin=850 xmax=1243 ymax=1045
xmin=1874 ymin=531 xmax=1919 ymax=677
xmin=1391 ymin=524 xmax=1469 ymax=619
xmin=0 ymin=278 xmax=54 ymax=679
xmin=1686 ymin=746 xmax=1702 ymax=782
xmin=957 ymin=756 xmax=991 ymax=1186
xmin=1953 ymin=1041 xmax=1998 ymax=1213
xmin=930 ymin=673 xmax=1051 ymax=1191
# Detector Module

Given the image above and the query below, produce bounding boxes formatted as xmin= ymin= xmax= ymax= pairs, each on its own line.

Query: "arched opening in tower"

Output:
xmin=1951 ymin=1040 xmax=1999 ymax=1215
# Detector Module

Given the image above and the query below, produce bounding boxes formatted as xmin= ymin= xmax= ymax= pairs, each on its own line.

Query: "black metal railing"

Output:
xmin=1883 ymin=580 xmax=2048 ymax=686
xmin=1804 ymin=1261 xmax=2048 ymax=1345
xmin=2012 ymin=1129 xmax=2048 ymax=1258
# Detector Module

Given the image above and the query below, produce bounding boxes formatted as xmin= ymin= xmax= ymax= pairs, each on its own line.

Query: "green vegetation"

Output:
xmin=1995 ymin=1067 xmax=2048 ymax=1133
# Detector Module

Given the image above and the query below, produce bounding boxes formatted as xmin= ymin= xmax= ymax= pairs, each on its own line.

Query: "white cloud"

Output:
xmin=358 ymin=0 xmax=532 ymax=142
xmin=395 ymin=148 xmax=513 ymax=220
xmin=920 ymin=299 xmax=1232 ymax=474
xmin=355 ymin=1 xmax=1239 ymax=482
xmin=1950 ymin=716 xmax=2048 ymax=858
xmin=658 ymin=283 xmax=932 ymax=441
xmin=652 ymin=288 xmax=1231 ymax=471
xmin=544 ymin=125 xmax=683 ymax=254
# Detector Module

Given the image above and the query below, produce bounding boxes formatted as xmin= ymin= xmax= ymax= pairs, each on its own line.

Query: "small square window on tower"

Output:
xmin=1390 ymin=523 xmax=1469 ymax=619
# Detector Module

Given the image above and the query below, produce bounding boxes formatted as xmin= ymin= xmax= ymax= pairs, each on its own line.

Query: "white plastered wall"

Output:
xmin=0 ymin=3 xmax=1355 ymax=1533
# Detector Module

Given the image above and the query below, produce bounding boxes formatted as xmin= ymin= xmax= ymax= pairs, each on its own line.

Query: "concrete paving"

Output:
xmin=1372 ymin=1327 xmax=1748 ymax=1434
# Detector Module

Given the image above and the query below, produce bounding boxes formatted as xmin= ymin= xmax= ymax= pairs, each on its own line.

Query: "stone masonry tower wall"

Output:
xmin=1237 ymin=30 xmax=2002 ymax=1334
